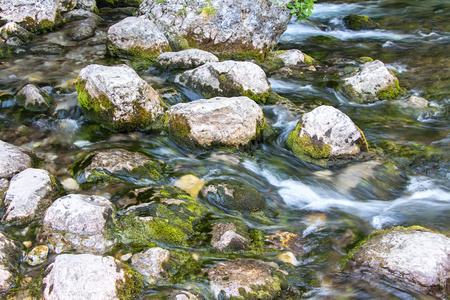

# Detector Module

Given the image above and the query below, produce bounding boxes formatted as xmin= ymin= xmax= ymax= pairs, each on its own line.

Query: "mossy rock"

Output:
xmin=343 ymin=14 xmax=377 ymax=31
xmin=116 ymin=186 xmax=208 ymax=247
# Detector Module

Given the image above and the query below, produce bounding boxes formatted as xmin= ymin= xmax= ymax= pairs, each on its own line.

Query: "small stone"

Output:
xmin=277 ymin=252 xmax=300 ymax=266
xmin=61 ymin=177 xmax=79 ymax=191
xmin=23 ymin=241 xmax=32 ymax=248
xmin=15 ymin=84 xmax=52 ymax=111
xmin=131 ymin=247 xmax=171 ymax=284
xmin=26 ymin=245 xmax=49 ymax=266
xmin=174 ymin=175 xmax=206 ymax=198
xmin=120 ymin=253 xmax=132 ymax=261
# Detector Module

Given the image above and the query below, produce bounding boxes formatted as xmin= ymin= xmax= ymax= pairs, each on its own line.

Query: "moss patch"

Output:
xmin=116 ymin=263 xmax=144 ymax=300
xmin=343 ymin=14 xmax=377 ymax=31
xmin=286 ymin=123 xmax=332 ymax=163
xmin=376 ymin=79 xmax=407 ymax=100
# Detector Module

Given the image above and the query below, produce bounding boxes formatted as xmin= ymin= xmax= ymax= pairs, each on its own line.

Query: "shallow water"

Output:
xmin=0 ymin=0 xmax=449 ymax=298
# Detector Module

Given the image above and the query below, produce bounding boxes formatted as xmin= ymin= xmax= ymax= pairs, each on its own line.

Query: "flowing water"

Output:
xmin=0 ymin=0 xmax=449 ymax=298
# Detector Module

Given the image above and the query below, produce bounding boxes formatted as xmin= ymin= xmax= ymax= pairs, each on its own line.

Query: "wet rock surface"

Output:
xmin=210 ymin=222 xmax=250 ymax=252
xmin=0 ymin=232 xmax=21 ymax=292
xmin=131 ymin=247 xmax=170 ymax=284
xmin=166 ymin=96 xmax=264 ymax=149
xmin=15 ymin=84 xmax=52 ymax=111
xmin=155 ymin=49 xmax=219 ymax=70
xmin=0 ymin=140 xmax=34 ymax=180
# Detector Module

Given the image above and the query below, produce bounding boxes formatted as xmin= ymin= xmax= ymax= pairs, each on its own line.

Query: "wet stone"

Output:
xmin=0 ymin=140 xmax=34 ymax=180
xmin=131 ymin=247 xmax=170 ymax=284
xmin=26 ymin=245 xmax=49 ymax=266
xmin=67 ymin=17 xmax=99 ymax=41
xmin=211 ymin=222 xmax=250 ymax=252
xmin=155 ymin=49 xmax=219 ymax=70
xmin=0 ymin=22 xmax=35 ymax=43
xmin=0 ymin=231 xmax=21 ymax=292
xmin=15 ymin=84 xmax=52 ymax=111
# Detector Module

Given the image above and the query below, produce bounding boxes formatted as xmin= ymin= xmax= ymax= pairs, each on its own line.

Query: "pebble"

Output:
xmin=26 ymin=245 xmax=49 ymax=266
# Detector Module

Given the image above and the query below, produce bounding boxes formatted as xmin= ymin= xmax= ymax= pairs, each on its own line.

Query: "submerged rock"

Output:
xmin=73 ymin=148 xmax=165 ymax=185
xmin=0 ymin=231 xmax=21 ymax=292
xmin=67 ymin=17 xmax=99 ymax=40
xmin=43 ymin=254 xmax=141 ymax=299
xmin=175 ymin=61 xmax=271 ymax=103
xmin=166 ymin=96 xmax=264 ymax=149
xmin=75 ymin=64 xmax=165 ymax=131
xmin=208 ymin=258 xmax=282 ymax=299
xmin=349 ymin=226 xmax=450 ymax=297
xmin=38 ymin=194 xmax=116 ymax=254
xmin=139 ymin=0 xmax=291 ymax=57
xmin=107 ymin=16 xmax=171 ymax=60
xmin=0 ymin=0 xmax=62 ymax=32
xmin=343 ymin=14 xmax=377 ymax=31
xmin=342 ymin=60 xmax=405 ymax=102
xmin=286 ymin=105 xmax=368 ymax=164
xmin=174 ymin=174 xmax=206 ymax=198
xmin=0 ymin=22 xmax=35 ymax=44
xmin=155 ymin=49 xmax=219 ymax=70
xmin=131 ymin=247 xmax=170 ymax=284
xmin=2 ymin=168 xmax=63 ymax=224
xmin=15 ymin=84 xmax=52 ymax=111
xmin=0 ymin=140 xmax=34 ymax=179
xmin=211 ymin=222 xmax=250 ymax=252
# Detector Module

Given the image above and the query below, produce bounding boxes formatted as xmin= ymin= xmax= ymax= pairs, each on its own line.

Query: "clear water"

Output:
xmin=0 ymin=1 xmax=449 ymax=298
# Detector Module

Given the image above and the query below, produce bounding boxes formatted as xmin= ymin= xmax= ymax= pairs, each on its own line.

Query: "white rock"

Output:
xmin=15 ymin=84 xmax=52 ymax=111
xmin=43 ymin=254 xmax=129 ymax=299
xmin=0 ymin=0 xmax=60 ymax=31
xmin=3 ymin=168 xmax=61 ymax=224
xmin=0 ymin=140 xmax=33 ymax=180
xmin=155 ymin=49 xmax=218 ymax=69
xmin=277 ymin=49 xmax=306 ymax=66
xmin=131 ymin=247 xmax=170 ymax=284
xmin=166 ymin=96 xmax=264 ymax=148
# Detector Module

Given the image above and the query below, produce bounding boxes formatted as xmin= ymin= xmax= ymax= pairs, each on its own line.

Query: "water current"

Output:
xmin=0 ymin=0 xmax=449 ymax=298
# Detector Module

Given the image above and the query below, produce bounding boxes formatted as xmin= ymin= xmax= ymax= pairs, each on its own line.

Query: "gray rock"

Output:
xmin=38 ymin=194 xmax=116 ymax=254
xmin=166 ymin=96 xmax=264 ymax=148
xmin=15 ymin=84 xmax=52 ymax=111
xmin=0 ymin=22 xmax=35 ymax=43
xmin=168 ymin=290 xmax=205 ymax=300
xmin=2 ymin=168 xmax=62 ymax=224
xmin=286 ymin=105 xmax=368 ymax=162
xmin=175 ymin=60 xmax=270 ymax=103
xmin=76 ymin=64 xmax=165 ymax=131
xmin=208 ymin=258 xmax=281 ymax=299
xmin=131 ymin=247 xmax=170 ymax=284
xmin=76 ymin=0 xmax=97 ymax=12
xmin=342 ymin=60 xmax=404 ymax=102
xmin=0 ymin=231 xmax=21 ymax=292
xmin=63 ymin=9 xmax=102 ymax=22
xmin=67 ymin=17 xmax=99 ymax=40
xmin=107 ymin=16 xmax=171 ymax=59
xmin=0 ymin=0 xmax=61 ymax=32
xmin=392 ymin=95 xmax=429 ymax=108
xmin=73 ymin=148 xmax=164 ymax=185
xmin=139 ymin=0 xmax=291 ymax=57
xmin=350 ymin=227 xmax=450 ymax=297
xmin=211 ymin=223 xmax=250 ymax=252
xmin=43 ymin=254 xmax=136 ymax=299
xmin=0 ymin=140 xmax=34 ymax=179
xmin=155 ymin=49 xmax=218 ymax=70
xmin=277 ymin=49 xmax=307 ymax=66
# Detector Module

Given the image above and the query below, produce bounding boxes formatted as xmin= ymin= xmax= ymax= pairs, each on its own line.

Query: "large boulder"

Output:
xmin=155 ymin=49 xmax=219 ymax=70
xmin=2 ymin=168 xmax=63 ymax=224
xmin=0 ymin=0 xmax=62 ymax=32
xmin=0 ymin=232 xmax=21 ymax=292
xmin=75 ymin=64 xmax=165 ymax=132
xmin=38 ymin=194 xmax=116 ymax=254
xmin=208 ymin=258 xmax=282 ymax=299
xmin=15 ymin=84 xmax=52 ymax=111
xmin=72 ymin=148 xmax=165 ymax=186
xmin=349 ymin=226 xmax=450 ymax=297
xmin=107 ymin=16 xmax=171 ymax=60
xmin=175 ymin=61 xmax=271 ymax=103
xmin=0 ymin=140 xmax=34 ymax=179
xmin=138 ymin=0 xmax=291 ymax=58
xmin=342 ymin=60 xmax=405 ymax=102
xmin=286 ymin=105 xmax=368 ymax=164
xmin=166 ymin=96 xmax=265 ymax=149
xmin=43 ymin=254 xmax=142 ymax=299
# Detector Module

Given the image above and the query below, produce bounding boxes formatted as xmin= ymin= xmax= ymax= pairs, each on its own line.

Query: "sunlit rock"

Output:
xmin=0 ymin=140 xmax=34 ymax=180
xmin=155 ymin=49 xmax=218 ymax=70
xmin=175 ymin=61 xmax=270 ymax=103
xmin=26 ymin=245 xmax=49 ymax=266
xmin=15 ymin=84 xmax=52 ymax=111
xmin=174 ymin=174 xmax=206 ymax=198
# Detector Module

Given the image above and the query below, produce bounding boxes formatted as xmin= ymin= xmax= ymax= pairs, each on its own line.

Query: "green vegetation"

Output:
xmin=287 ymin=0 xmax=317 ymax=21
xmin=286 ymin=124 xmax=332 ymax=160
xmin=201 ymin=0 xmax=217 ymax=18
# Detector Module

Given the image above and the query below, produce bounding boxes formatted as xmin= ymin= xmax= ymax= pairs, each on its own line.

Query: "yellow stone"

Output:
xmin=174 ymin=174 xmax=206 ymax=198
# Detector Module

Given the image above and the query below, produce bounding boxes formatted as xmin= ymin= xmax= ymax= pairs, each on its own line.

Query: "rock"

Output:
xmin=139 ymin=0 xmax=291 ymax=58
xmin=201 ymin=180 xmax=266 ymax=214
xmin=174 ymin=174 xmax=206 ymax=198
xmin=57 ymin=0 xmax=77 ymax=12
xmin=0 ymin=231 xmax=21 ymax=292
xmin=277 ymin=252 xmax=300 ymax=266
xmin=286 ymin=105 xmax=368 ymax=163
xmin=118 ymin=186 xmax=207 ymax=247
xmin=0 ymin=22 xmax=35 ymax=43
xmin=349 ymin=226 xmax=450 ymax=297
xmin=155 ymin=49 xmax=219 ymax=70
xmin=76 ymin=0 xmax=98 ymax=12
xmin=63 ymin=9 xmax=103 ymax=22
xmin=276 ymin=49 xmax=311 ymax=66
xmin=131 ymin=247 xmax=170 ymax=284
xmin=265 ymin=231 xmax=305 ymax=256
xmin=208 ymin=258 xmax=282 ymax=299
xmin=167 ymin=290 xmax=205 ymax=300
xmin=0 ymin=40 xmax=9 ymax=58
xmin=15 ymin=84 xmax=52 ymax=111
xmin=75 ymin=64 xmax=165 ymax=131
xmin=67 ymin=17 xmax=99 ymax=40
xmin=107 ymin=16 xmax=171 ymax=60
xmin=26 ymin=245 xmax=49 ymax=266
xmin=0 ymin=140 xmax=34 ymax=179
xmin=2 ymin=168 xmax=63 ymax=224
xmin=343 ymin=14 xmax=377 ymax=31
xmin=211 ymin=223 xmax=250 ymax=252
xmin=73 ymin=148 xmax=164 ymax=185
xmin=393 ymin=95 xmax=429 ymax=108
xmin=38 ymin=194 xmax=116 ymax=254
xmin=0 ymin=179 xmax=8 ymax=202
xmin=43 ymin=253 xmax=141 ymax=299
xmin=0 ymin=0 xmax=61 ymax=32
xmin=166 ymin=96 xmax=265 ymax=149
xmin=342 ymin=60 xmax=405 ymax=102
xmin=175 ymin=61 xmax=271 ymax=103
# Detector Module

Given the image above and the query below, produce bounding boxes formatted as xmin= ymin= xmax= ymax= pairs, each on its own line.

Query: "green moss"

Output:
xmin=343 ymin=14 xmax=377 ymax=31
xmin=201 ymin=0 xmax=217 ymax=18
xmin=166 ymin=113 xmax=192 ymax=141
xmin=286 ymin=124 xmax=332 ymax=161
xmin=357 ymin=56 xmax=374 ymax=64
xmin=116 ymin=263 xmax=144 ymax=300
xmin=376 ymin=78 xmax=406 ymax=100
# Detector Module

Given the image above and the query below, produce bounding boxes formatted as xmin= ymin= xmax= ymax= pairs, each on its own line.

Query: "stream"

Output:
xmin=0 ymin=0 xmax=449 ymax=298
